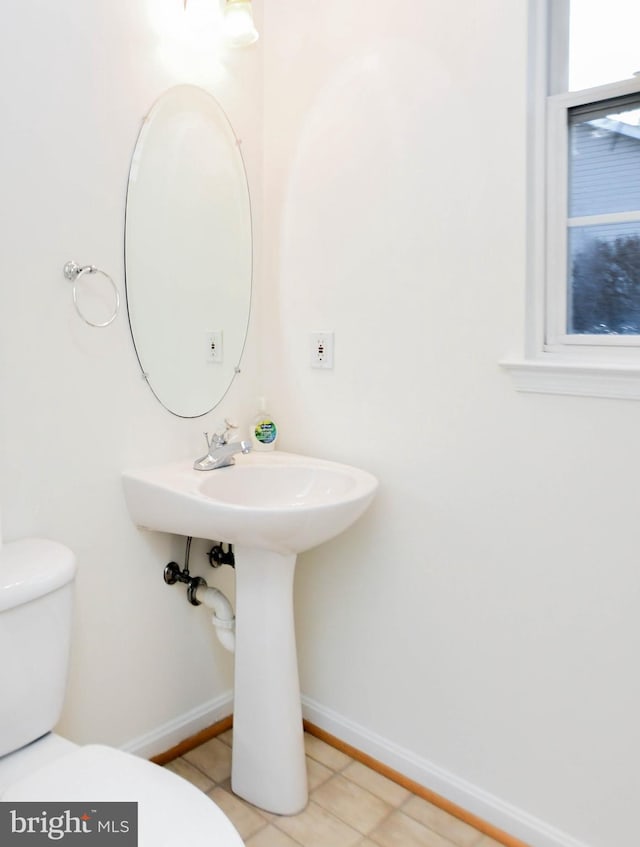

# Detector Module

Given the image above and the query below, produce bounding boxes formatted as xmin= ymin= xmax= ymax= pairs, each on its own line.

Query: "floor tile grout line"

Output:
xmin=172 ymin=755 xmax=217 ymax=788
xmin=277 ymin=824 xmax=307 ymax=847
xmin=365 ymin=807 xmax=466 ymax=847
xmin=335 ymin=766 xmax=406 ymax=811
xmin=310 ymin=772 xmax=397 ymax=837
xmin=270 ymin=798 xmax=364 ymax=845
xmin=191 ymin=760 xmax=227 ymax=787
xmin=361 ymin=803 xmax=399 ymax=842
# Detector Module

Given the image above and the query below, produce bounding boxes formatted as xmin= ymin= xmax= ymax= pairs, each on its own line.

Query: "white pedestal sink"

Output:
xmin=122 ymin=451 xmax=378 ymax=814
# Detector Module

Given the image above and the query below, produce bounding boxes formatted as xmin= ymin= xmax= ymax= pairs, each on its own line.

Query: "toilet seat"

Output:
xmin=2 ymin=744 xmax=244 ymax=846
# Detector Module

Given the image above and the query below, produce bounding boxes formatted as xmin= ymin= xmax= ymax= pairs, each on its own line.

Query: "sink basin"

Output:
xmin=122 ymin=449 xmax=377 ymax=815
xmin=122 ymin=450 xmax=378 ymax=555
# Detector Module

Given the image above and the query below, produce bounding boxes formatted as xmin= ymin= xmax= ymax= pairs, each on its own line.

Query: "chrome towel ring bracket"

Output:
xmin=63 ymin=260 xmax=120 ymax=328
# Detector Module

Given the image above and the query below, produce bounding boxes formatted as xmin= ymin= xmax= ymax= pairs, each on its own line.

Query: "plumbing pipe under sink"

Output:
xmin=194 ymin=584 xmax=235 ymax=652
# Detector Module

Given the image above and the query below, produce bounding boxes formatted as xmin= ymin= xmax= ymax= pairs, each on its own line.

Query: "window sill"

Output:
xmin=500 ymin=358 xmax=640 ymax=400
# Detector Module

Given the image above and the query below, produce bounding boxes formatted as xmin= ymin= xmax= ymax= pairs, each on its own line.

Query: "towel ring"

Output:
xmin=63 ymin=261 xmax=120 ymax=328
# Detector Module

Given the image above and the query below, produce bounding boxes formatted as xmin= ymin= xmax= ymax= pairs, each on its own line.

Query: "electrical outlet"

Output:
xmin=310 ymin=331 xmax=334 ymax=369
xmin=206 ymin=330 xmax=223 ymax=363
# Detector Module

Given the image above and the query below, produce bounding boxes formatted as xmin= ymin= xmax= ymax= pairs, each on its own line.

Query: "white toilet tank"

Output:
xmin=0 ymin=538 xmax=76 ymax=757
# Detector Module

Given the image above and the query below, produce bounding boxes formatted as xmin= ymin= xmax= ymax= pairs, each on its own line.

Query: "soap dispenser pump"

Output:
xmin=251 ymin=398 xmax=278 ymax=451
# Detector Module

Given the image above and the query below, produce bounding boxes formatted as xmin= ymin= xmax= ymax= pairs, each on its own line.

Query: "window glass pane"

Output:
xmin=568 ymin=222 xmax=640 ymax=334
xmin=569 ymin=1 xmax=640 ymax=91
xmin=569 ymin=98 xmax=640 ymax=217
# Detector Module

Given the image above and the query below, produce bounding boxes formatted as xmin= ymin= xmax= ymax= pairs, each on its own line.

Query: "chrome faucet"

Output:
xmin=194 ymin=421 xmax=252 ymax=471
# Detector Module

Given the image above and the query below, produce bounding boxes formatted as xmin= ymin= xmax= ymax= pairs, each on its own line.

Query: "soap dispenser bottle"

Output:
xmin=251 ymin=398 xmax=278 ymax=451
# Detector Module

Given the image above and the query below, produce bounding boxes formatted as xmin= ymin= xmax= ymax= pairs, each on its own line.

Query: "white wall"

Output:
xmin=262 ymin=2 xmax=640 ymax=847
xmin=0 ymin=0 xmax=262 ymax=750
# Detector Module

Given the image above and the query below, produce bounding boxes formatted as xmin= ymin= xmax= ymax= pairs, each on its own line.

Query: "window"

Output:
xmin=502 ymin=0 xmax=640 ymax=398
xmin=547 ymin=91 xmax=640 ymax=349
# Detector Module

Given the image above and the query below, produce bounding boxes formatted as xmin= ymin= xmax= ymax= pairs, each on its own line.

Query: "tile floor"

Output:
xmin=165 ymin=730 xmax=505 ymax=847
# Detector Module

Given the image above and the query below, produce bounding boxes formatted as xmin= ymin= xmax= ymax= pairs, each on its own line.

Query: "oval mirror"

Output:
xmin=125 ymin=85 xmax=252 ymax=417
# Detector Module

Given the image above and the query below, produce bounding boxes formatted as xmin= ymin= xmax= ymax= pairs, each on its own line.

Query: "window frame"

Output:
xmin=502 ymin=0 xmax=640 ymax=398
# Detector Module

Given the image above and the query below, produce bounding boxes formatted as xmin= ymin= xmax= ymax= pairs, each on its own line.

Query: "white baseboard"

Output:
xmin=121 ymin=690 xmax=233 ymax=760
xmin=301 ymin=696 xmax=591 ymax=847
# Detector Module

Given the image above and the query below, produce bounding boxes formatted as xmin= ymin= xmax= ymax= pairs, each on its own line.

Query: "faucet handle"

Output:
xmin=221 ymin=418 xmax=238 ymax=442
xmin=204 ymin=419 xmax=238 ymax=451
xmin=208 ymin=431 xmax=226 ymax=448
xmin=204 ymin=431 xmax=225 ymax=450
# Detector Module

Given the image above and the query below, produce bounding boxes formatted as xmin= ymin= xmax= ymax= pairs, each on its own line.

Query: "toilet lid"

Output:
xmin=2 ymin=744 xmax=244 ymax=846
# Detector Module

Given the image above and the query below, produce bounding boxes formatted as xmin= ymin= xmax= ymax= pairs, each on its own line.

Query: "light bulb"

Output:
xmin=224 ymin=0 xmax=259 ymax=48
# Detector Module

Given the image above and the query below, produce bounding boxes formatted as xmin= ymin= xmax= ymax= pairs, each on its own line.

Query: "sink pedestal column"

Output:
xmin=231 ymin=546 xmax=308 ymax=815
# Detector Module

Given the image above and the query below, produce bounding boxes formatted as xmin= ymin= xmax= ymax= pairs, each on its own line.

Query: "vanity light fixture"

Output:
xmin=183 ymin=0 xmax=258 ymax=48
xmin=223 ymin=0 xmax=259 ymax=47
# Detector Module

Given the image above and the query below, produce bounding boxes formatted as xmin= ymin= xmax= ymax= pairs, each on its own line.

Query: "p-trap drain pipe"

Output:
xmin=192 ymin=581 xmax=235 ymax=653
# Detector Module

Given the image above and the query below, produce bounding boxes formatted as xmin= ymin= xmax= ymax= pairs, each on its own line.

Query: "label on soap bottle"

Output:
xmin=254 ymin=419 xmax=277 ymax=445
